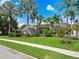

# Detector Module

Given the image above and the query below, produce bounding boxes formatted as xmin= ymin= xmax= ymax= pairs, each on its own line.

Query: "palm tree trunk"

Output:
xmin=33 ymin=16 xmax=36 ymax=25
xmin=8 ymin=12 xmax=13 ymax=34
xmin=67 ymin=17 xmax=68 ymax=24
xmin=8 ymin=17 xmax=11 ymax=34
xmin=27 ymin=14 xmax=29 ymax=26
xmin=67 ymin=7 xmax=69 ymax=24
xmin=70 ymin=16 xmax=73 ymax=37
xmin=27 ymin=14 xmax=30 ymax=34
xmin=39 ymin=19 xmax=41 ymax=26
xmin=78 ymin=15 xmax=79 ymax=22
xmin=37 ymin=19 xmax=38 ymax=26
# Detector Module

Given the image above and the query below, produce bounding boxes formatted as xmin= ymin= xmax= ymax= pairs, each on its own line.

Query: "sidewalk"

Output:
xmin=0 ymin=38 xmax=79 ymax=58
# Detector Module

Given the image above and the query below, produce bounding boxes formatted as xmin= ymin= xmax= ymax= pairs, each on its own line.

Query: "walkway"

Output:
xmin=0 ymin=45 xmax=37 ymax=59
xmin=0 ymin=39 xmax=79 ymax=58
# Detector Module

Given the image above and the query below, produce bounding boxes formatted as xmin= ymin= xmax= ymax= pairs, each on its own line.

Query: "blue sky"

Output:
xmin=15 ymin=0 xmax=65 ymax=27
xmin=0 ymin=0 xmax=65 ymax=27
xmin=36 ymin=0 xmax=64 ymax=17
xmin=0 ymin=0 xmax=78 ymax=27
xmin=12 ymin=0 xmax=64 ymax=17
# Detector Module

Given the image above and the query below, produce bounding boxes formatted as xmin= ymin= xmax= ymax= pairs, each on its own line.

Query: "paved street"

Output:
xmin=0 ymin=46 xmax=36 ymax=59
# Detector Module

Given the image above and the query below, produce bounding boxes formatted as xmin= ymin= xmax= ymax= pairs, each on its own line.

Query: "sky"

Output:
xmin=36 ymin=0 xmax=64 ymax=17
xmin=0 ymin=0 xmax=67 ymax=27
xmin=10 ymin=0 xmax=64 ymax=17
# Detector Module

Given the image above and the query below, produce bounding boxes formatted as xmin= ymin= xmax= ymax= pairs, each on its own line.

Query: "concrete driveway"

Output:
xmin=0 ymin=46 xmax=36 ymax=59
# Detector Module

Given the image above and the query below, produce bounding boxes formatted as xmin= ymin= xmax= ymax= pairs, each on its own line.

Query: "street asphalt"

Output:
xmin=0 ymin=46 xmax=36 ymax=59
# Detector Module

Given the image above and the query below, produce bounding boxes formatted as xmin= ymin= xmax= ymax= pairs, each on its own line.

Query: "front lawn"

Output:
xmin=0 ymin=36 xmax=79 ymax=51
xmin=0 ymin=40 xmax=78 ymax=59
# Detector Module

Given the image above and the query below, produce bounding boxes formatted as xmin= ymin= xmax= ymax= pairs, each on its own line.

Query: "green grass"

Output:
xmin=0 ymin=36 xmax=79 ymax=51
xmin=0 ymin=40 xmax=78 ymax=59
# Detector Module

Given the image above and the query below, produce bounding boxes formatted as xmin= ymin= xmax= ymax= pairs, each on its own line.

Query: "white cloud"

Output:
xmin=46 ymin=5 xmax=58 ymax=13
xmin=15 ymin=2 xmax=19 ymax=5
xmin=17 ymin=18 xmax=25 ymax=28
xmin=18 ymin=22 xmax=25 ymax=28
xmin=17 ymin=19 xmax=25 ymax=28
xmin=0 ymin=0 xmax=10 ymax=5
xmin=46 ymin=5 xmax=54 ymax=11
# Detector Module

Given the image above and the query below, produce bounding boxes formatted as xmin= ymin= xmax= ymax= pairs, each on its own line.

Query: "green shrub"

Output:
xmin=54 ymin=26 xmax=71 ymax=37
xmin=45 ymin=30 xmax=53 ymax=37
xmin=65 ymin=26 xmax=71 ymax=35
xmin=16 ymin=30 xmax=22 ymax=37
xmin=31 ymin=33 xmax=40 ymax=37
xmin=21 ymin=34 xmax=30 ymax=38
xmin=9 ymin=32 xmax=16 ymax=37
xmin=57 ymin=27 xmax=65 ymax=37
xmin=61 ymin=40 xmax=72 ymax=45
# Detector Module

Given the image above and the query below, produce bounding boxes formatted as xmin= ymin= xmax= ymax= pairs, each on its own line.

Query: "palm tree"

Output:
xmin=47 ymin=17 xmax=54 ymax=27
xmin=52 ymin=14 xmax=61 ymax=26
xmin=1 ymin=1 xmax=17 ymax=34
xmin=30 ymin=5 xmax=38 ymax=25
xmin=0 ymin=5 xmax=18 ymax=35
xmin=56 ymin=0 xmax=72 ymax=24
xmin=19 ymin=0 xmax=37 ymax=34
xmin=76 ymin=0 xmax=79 ymax=22
xmin=20 ymin=0 xmax=29 ymax=26
xmin=28 ymin=0 xmax=38 ymax=26
xmin=35 ymin=14 xmax=40 ymax=26
xmin=0 ymin=6 xmax=8 ymax=35
xmin=47 ymin=14 xmax=61 ymax=29
xmin=20 ymin=0 xmax=37 ymax=26
xmin=68 ymin=0 xmax=76 ymax=35
xmin=36 ymin=15 xmax=45 ymax=26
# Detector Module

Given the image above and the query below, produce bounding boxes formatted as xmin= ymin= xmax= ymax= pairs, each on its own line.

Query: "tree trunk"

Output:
xmin=39 ymin=19 xmax=41 ymax=26
xmin=67 ymin=17 xmax=68 ymax=24
xmin=8 ymin=17 xmax=11 ymax=34
xmin=78 ymin=15 xmax=79 ymax=22
xmin=27 ymin=14 xmax=30 ymax=34
xmin=70 ymin=16 xmax=73 ymax=37
xmin=8 ymin=12 xmax=13 ymax=34
xmin=37 ymin=19 xmax=38 ymax=26
xmin=27 ymin=14 xmax=29 ymax=26
xmin=67 ymin=7 xmax=69 ymax=24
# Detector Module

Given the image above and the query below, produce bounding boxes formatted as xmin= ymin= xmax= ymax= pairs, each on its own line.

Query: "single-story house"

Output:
xmin=21 ymin=25 xmax=37 ymax=35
